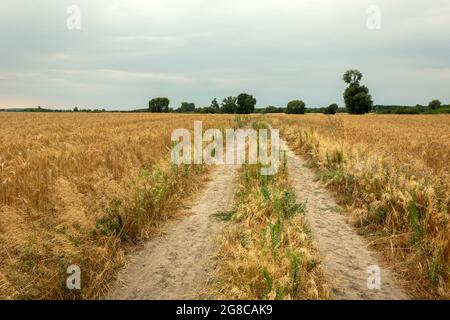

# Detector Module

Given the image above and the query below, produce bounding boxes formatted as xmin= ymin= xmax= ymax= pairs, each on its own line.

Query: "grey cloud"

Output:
xmin=0 ymin=0 xmax=449 ymax=109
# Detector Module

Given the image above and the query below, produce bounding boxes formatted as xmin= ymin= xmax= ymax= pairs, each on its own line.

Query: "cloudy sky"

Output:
xmin=1 ymin=0 xmax=449 ymax=109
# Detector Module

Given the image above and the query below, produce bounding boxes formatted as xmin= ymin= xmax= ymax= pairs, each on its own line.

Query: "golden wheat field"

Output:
xmin=0 ymin=112 xmax=236 ymax=299
xmin=268 ymin=114 xmax=450 ymax=298
xmin=1 ymin=112 xmax=450 ymax=300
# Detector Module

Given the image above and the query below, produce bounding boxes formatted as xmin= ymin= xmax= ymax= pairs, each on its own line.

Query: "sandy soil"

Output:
xmin=280 ymin=139 xmax=408 ymax=300
xmin=107 ymin=164 xmax=238 ymax=300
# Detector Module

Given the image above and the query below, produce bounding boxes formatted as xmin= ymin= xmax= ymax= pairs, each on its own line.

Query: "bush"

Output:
xmin=178 ymin=102 xmax=196 ymax=112
xmin=210 ymin=98 xmax=220 ymax=113
xmin=285 ymin=100 xmax=306 ymax=114
xmin=149 ymin=97 xmax=170 ymax=113
xmin=221 ymin=96 xmax=238 ymax=113
xmin=395 ymin=107 xmax=421 ymax=114
xmin=324 ymin=103 xmax=339 ymax=115
xmin=428 ymin=99 xmax=442 ymax=110
xmin=264 ymin=106 xmax=284 ymax=113
xmin=199 ymin=106 xmax=218 ymax=114
xmin=236 ymin=93 xmax=257 ymax=114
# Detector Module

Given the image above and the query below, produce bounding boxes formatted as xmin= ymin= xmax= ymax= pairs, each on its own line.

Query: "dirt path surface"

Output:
xmin=107 ymin=165 xmax=238 ymax=300
xmin=280 ymin=139 xmax=408 ymax=300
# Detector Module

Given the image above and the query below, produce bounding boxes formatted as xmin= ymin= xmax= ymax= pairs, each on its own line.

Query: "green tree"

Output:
xmin=324 ymin=103 xmax=339 ymax=115
xmin=73 ymin=107 xmax=79 ymax=112
xmin=210 ymin=98 xmax=220 ymax=112
xmin=342 ymin=70 xmax=373 ymax=114
xmin=285 ymin=100 xmax=306 ymax=114
xmin=221 ymin=96 xmax=237 ymax=114
xmin=179 ymin=102 xmax=196 ymax=112
xmin=343 ymin=69 xmax=363 ymax=85
xmin=264 ymin=106 xmax=283 ymax=113
xmin=428 ymin=99 xmax=442 ymax=110
xmin=149 ymin=97 xmax=170 ymax=112
xmin=236 ymin=93 xmax=257 ymax=114
xmin=200 ymin=106 xmax=218 ymax=114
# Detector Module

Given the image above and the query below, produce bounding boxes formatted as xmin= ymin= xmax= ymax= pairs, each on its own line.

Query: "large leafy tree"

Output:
xmin=343 ymin=69 xmax=363 ymax=85
xmin=210 ymin=98 xmax=220 ymax=112
xmin=342 ymin=70 xmax=373 ymax=114
xmin=285 ymin=100 xmax=306 ymax=114
xmin=179 ymin=102 xmax=196 ymax=112
xmin=236 ymin=93 xmax=257 ymax=114
xmin=149 ymin=97 xmax=170 ymax=112
xmin=221 ymin=96 xmax=238 ymax=113
xmin=428 ymin=99 xmax=442 ymax=110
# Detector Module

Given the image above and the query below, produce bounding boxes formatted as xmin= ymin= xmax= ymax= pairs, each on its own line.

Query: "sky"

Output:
xmin=1 ymin=0 xmax=449 ymax=110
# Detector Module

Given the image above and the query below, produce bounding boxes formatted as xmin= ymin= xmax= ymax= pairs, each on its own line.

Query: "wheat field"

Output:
xmin=268 ymin=114 xmax=450 ymax=298
xmin=1 ymin=112 xmax=449 ymax=299
xmin=0 ymin=112 xmax=235 ymax=299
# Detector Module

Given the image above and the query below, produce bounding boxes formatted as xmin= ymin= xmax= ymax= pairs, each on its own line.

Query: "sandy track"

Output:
xmin=280 ymin=139 xmax=408 ymax=300
xmin=107 ymin=165 xmax=238 ymax=300
xmin=107 ymin=129 xmax=407 ymax=300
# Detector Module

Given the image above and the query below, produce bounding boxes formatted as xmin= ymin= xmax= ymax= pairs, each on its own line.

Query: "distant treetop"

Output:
xmin=343 ymin=69 xmax=363 ymax=85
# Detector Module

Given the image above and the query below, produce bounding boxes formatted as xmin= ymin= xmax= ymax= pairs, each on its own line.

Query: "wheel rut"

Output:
xmin=107 ymin=165 xmax=238 ymax=300
xmin=280 ymin=139 xmax=408 ymax=300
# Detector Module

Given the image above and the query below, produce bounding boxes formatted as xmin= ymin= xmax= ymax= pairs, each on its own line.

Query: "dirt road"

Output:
xmin=107 ymin=164 xmax=238 ymax=300
xmin=107 ymin=130 xmax=408 ymax=300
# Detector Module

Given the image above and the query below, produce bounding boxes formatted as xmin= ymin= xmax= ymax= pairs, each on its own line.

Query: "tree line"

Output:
xmin=374 ymin=100 xmax=450 ymax=114
xmin=147 ymin=70 xmax=376 ymax=115
xmin=148 ymin=93 xmax=257 ymax=114
xmin=4 ymin=69 xmax=445 ymax=114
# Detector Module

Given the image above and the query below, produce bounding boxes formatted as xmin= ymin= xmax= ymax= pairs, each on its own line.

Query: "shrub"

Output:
xmin=285 ymin=100 xmax=306 ymax=114
xmin=264 ymin=106 xmax=284 ymax=113
xmin=236 ymin=93 xmax=257 ymax=114
xmin=221 ymin=96 xmax=237 ymax=113
xmin=324 ymin=103 xmax=339 ymax=115
xmin=149 ymin=97 xmax=170 ymax=112
xmin=178 ymin=102 xmax=196 ymax=112
xmin=428 ymin=99 xmax=442 ymax=110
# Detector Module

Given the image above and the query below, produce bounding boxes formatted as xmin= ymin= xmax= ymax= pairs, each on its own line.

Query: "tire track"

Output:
xmin=280 ymin=139 xmax=408 ymax=300
xmin=107 ymin=164 xmax=238 ymax=300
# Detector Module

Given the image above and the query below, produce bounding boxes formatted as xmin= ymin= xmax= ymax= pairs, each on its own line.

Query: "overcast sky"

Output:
xmin=1 ymin=0 xmax=449 ymax=109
